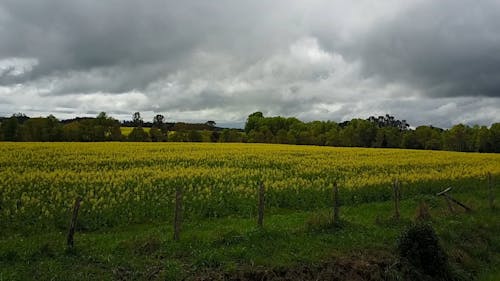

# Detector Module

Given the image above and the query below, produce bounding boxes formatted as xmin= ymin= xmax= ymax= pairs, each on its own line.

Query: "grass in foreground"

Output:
xmin=1 ymin=188 xmax=498 ymax=280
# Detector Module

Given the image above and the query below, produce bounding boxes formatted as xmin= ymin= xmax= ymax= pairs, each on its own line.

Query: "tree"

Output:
xmin=132 ymin=112 xmax=143 ymax=127
xmin=152 ymin=114 xmax=167 ymax=141
xmin=489 ymin=123 xmax=500 ymax=153
xmin=109 ymin=125 xmax=123 ymax=141
xmin=308 ymin=121 xmax=328 ymax=145
xmin=149 ymin=127 xmax=164 ymax=142
xmin=402 ymin=130 xmax=419 ymax=149
xmin=247 ymin=129 xmax=265 ymax=143
xmin=1 ymin=115 xmax=20 ymax=141
xmin=275 ymin=129 xmax=289 ymax=144
xmin=128 ymin=127 xmax=150 ymax=142
xmin=205 ymin=120 xmax=216 ymax=127
xmin=443 ymin=124 xmax=474 ymax=152
xmin=472 ymin=125 xmax=492 ymax=152
xmin=373 ymin=127 xmax=402 ymax=148
xmin=325 ymin=127 xmax=341 ymax=146
xmin=339 ymin=119 xmax=377 ymax=147
xmin=47 ymin=115 xmax=63 ymax=141
xmin=244 ymin=112 xmax=264 ymax=133
xmin=153 ymin=114 xmax=165 ymax=127
xmin=93 ymin=112 xmax=122 ymax=141
xmin=286 ymin=131 xmax=297 ymax=144
xmin=62 ymin=122 xmax=82 ymax=141
xmin=210 ymin=131 xmax=220 ymax=142
xmin=368 ymin=114 xmax=409 ymax=130
xmin=187 ymin=130 xmax=202 ymax=142
xmin=169 ymin=131 xmax=191 ymax=142
xmin=414 ymin=126 xmax=442 ymax=150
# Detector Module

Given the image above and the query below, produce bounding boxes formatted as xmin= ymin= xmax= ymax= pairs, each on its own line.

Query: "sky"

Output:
xmin=0 ymin=0 xmax=499 ymax=128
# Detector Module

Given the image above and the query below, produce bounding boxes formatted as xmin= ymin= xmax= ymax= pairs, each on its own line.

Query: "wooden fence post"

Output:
xmin=393 ymin=179 xmax=400 ymax=220
xmin=258 ymin=181 xmax=265 ymax=228
xmin=333 ymin=182 xmax=340 ymax=224
xmin=173 ymin=186 xmax=183 ymax=241
xmin=488 ymin=172 xmax=495 ymax=210
xmin=67 ymin=197 xmax=82 ymax=249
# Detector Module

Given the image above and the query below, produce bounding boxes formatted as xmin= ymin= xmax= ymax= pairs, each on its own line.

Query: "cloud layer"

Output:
xmin=1 ymin=0 xmax=499 ymax=128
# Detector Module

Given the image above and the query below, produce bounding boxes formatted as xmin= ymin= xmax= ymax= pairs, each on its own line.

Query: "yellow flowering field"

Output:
xmin=0 ymin=142 xmax=498 ymax=231
xmin=120 ymin=127 xmax=151 ymax=136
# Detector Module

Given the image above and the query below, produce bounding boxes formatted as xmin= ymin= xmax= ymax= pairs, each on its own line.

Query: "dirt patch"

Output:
xmin=192 ymin=252 xmax=394 ymax=281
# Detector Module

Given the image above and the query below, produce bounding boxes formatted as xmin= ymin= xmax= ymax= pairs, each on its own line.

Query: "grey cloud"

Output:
xmin=0 ymin=0 xmax=300 ymax=89
xmin=337 ymin=0 xmax=500 ymax=98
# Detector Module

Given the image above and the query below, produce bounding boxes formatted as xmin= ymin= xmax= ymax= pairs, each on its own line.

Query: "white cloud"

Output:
xmin=0 ymin=57 xmax=38 ymax=77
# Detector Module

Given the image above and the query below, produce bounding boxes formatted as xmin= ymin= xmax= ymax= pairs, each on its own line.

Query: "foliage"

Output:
xmin=241 ymin=112 xmax=500 ymax=153
xmin=2 ymin=111 xmax=500 ymax=153
xmin=368 ymin=114 xmax=409 ymax=130
xmin=397 ymin=223 xmax=450 ymax=279
xmin=128 ymin=127 xmax=151 ymax=142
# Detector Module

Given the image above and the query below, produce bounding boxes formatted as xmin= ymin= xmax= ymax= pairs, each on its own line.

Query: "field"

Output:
xmin=1 ymin=142 xmax=499 ymax=231
xmin=0 ymin=143 xmax=499 ymax=280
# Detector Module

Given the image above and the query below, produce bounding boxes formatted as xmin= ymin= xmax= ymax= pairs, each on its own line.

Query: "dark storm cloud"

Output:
xmin=0 ymin=0 xmax=201 ymax=91
xmin=0 ymin=0 xmax=499 ymax=126
xmin=340 ymin=0 xmax=500 ymax=98
xmin=0 ymin=0 xmax=298 ymax=92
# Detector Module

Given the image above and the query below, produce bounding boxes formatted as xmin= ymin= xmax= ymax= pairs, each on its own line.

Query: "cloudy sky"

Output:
xmin=0 ymin=0 xmax=499 ymax=128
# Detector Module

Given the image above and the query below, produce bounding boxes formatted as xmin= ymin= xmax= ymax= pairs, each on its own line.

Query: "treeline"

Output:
xmin=244 ymin=112 xmax=500 ymax=153
xmin=0 ymin=112 xmax=231 ymax=143
xmin=1 ymin=111 xmax=499 ymax=153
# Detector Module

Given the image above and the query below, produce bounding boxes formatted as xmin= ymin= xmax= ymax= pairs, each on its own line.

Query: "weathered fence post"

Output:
xmin=488 ymin=172 xmax=495 ymax=210
xmin=258 ymin=181 xmax=265 ymax=228
xmin=393 ymin=179 xmax=400 ymax=220
xmin=67 ymin=197 xmax=82 ymax=249
xmin=333 ymin=182 xmax=340 ymax=225
xmin=173 ymin=186 xmax=183 ymax=241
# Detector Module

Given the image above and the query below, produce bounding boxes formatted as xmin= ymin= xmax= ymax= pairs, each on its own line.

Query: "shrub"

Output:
xmin=397 ymin=223 xmax=450 ymax=279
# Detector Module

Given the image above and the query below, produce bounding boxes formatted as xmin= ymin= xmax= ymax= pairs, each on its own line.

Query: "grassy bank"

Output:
xmin=1 ymin=187 xmax=498 ymax=280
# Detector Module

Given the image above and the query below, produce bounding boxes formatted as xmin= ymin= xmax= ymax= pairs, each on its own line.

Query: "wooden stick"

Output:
xmin=333 ymin=182 xmax=340 ymax=224
xmin=67 ymin=197 xmax=82 ymax=248
xmin=443 ymin=193 xmax=472 ymax=212
xmin=173 ymin=186 xmax=183 ymax=241
xmin=258 ymin=181 xmax=265 ymax=228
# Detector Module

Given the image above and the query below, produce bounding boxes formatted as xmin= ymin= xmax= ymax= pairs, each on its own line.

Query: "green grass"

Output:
xmin=477 ymin=268 xmax=500 ymax=281
xmin=1 ymin=187 xmax=498 ymax=280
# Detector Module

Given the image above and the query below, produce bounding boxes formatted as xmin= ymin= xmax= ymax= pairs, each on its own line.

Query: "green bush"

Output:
xmin=397 ymin=223 xmax=450 ymax=279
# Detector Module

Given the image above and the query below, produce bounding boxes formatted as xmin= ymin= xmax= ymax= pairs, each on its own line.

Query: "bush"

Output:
xmin=397 ymin=223 xmax=450 ymax=279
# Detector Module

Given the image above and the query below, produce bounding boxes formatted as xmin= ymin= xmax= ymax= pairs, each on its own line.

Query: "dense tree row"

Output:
xmin=0 ymin=112 xmax=123 ymax=142
xmin=244 ymin=112 xmax=500 ymax=153
xmin=0 ymin=112 xmax=235 ymax=143
xmin=1 ymin=111 xmax=499 ymax=153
